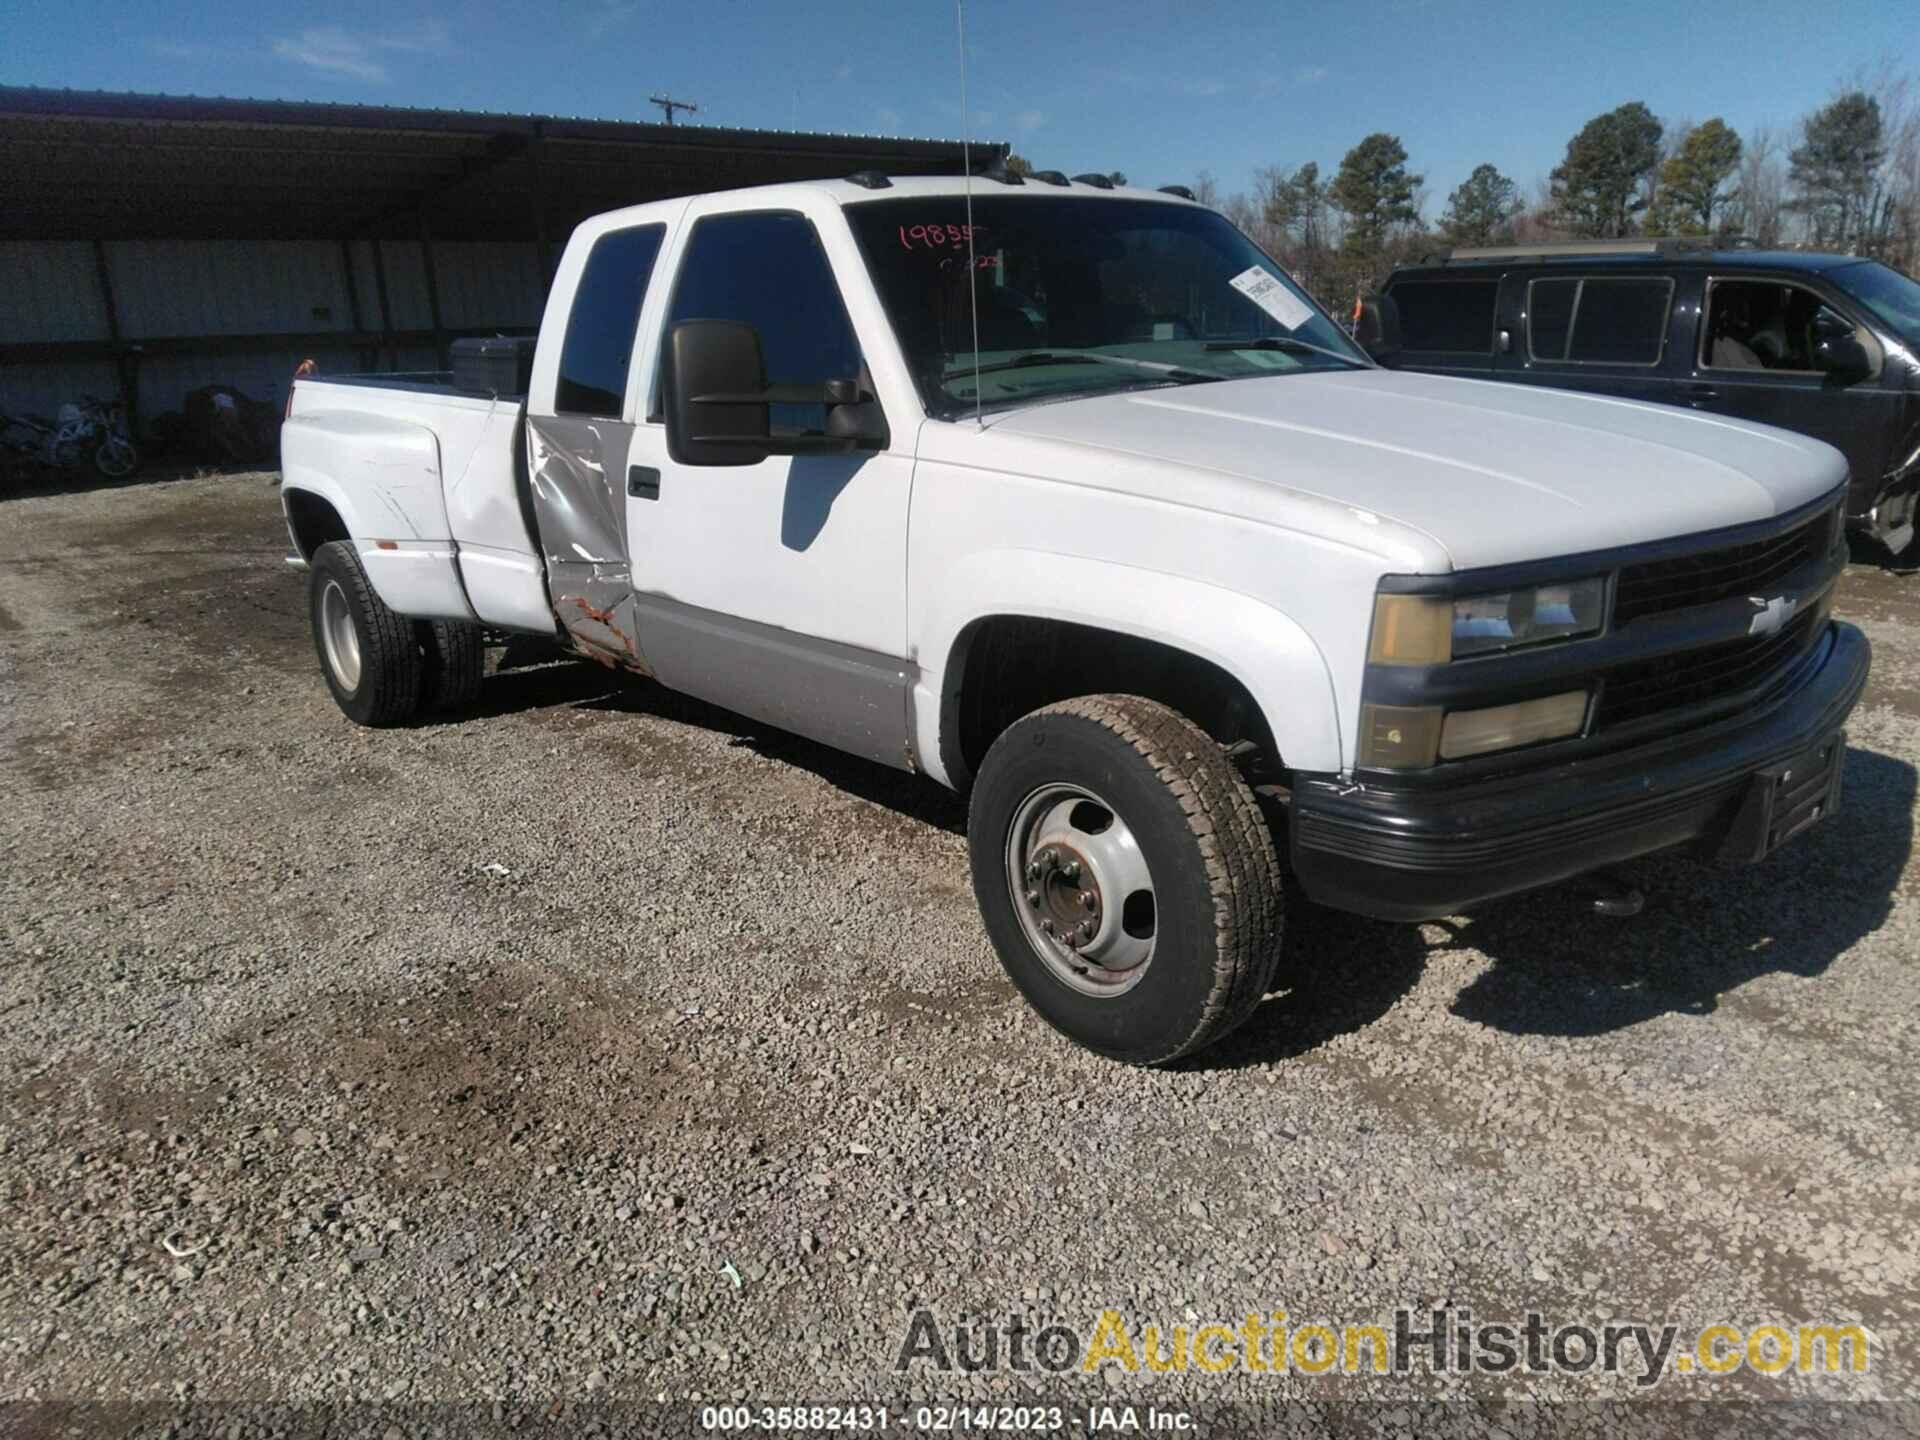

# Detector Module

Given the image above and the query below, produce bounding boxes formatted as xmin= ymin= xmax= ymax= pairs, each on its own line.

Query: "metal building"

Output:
xmin=0 ymin=87 xmax=996 ymax=428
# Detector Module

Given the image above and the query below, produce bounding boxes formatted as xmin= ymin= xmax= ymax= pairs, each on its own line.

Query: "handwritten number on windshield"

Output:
xmin=899 ymin=224 xmax=984 ymax=251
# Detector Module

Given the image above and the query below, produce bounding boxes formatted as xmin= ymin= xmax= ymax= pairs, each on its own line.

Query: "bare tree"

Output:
xmin=1728 ymin=126 xmax=1787 ymax=246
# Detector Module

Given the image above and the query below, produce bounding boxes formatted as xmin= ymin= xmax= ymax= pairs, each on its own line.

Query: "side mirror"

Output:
xmin=664 ymin=319 xmax=769 ymax=467
xmin=663 ymin=319 xmax=890 ymax=467
xmin=1811 ymin=307 xmax=1871 ymax=380
xmin=1354 ymin=293 xmax=1402 ymax=363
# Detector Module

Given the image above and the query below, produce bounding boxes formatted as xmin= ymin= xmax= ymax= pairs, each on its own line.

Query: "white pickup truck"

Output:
xmin=282 ymin=175 xmax=1870 ymax=1064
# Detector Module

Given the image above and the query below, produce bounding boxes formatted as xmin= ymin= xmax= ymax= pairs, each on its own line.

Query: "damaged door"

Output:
xmin=525 ymin=222 xmax=667 ymax=670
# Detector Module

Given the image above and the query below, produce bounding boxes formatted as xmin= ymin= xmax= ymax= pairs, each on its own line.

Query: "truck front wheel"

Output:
xmin=968 ymin=694 xmax=1284 ymax=1065
xmin=309 ymin=540 xmax=423 ymax=726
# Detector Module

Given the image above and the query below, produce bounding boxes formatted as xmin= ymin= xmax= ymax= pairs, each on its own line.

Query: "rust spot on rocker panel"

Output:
xmin=559 ymin=595 xmax=646 ymax=674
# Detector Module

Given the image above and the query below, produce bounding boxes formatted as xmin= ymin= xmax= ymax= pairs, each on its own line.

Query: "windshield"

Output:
xmin=1834 ymin=260 xmax=1920 ymax=345
xmin=844 ymin=195 xmax=1368 ymax=418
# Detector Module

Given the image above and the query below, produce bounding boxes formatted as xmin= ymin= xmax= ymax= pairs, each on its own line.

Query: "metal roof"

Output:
xmin=0 ymin=86 xmax=1005 ymax=242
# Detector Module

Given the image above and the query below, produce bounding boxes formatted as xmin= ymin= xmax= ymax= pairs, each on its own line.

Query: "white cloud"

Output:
xmin=834 ymin=63 xmax=853 ymax=83
xmin=149 ymin=39 xmax=213 ymax=61
xmin=876 ymin=107 xmax=903 ymax=131
xmin=1014 ymin=108 xmax=1048 ymax=134
xmin=1293 ymin=64 xmax=1329 ymax=85
xmin=273 ymin=20 xmax=451 ymax=83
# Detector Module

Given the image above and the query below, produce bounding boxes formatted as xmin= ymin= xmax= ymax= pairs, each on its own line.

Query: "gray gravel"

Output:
xmin=1 ymin=472 xmax=1916 ymax=1428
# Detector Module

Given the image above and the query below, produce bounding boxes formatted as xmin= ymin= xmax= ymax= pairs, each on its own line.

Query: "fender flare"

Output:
xmin=913 ymin=549 xmax=1345 ymax=787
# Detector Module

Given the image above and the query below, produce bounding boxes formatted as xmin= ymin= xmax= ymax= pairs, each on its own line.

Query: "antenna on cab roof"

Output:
xmin=956 ymin=0 xmax=983 ymax=427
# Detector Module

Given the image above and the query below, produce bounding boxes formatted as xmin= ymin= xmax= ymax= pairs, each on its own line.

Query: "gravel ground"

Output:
xmin=1 ymin=472 xmax=1916 ymax=1433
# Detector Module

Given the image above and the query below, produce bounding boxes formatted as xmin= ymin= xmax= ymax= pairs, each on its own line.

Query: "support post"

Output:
xmin=91 ymin=239 xmax=139 ymax=435
xmin=419 ymin=211 xmax=447 ymax=370
xmin=338 ymin=238 xmax=369 ymax=371
xmin=370 ymin=239 xmax=396 ymax=370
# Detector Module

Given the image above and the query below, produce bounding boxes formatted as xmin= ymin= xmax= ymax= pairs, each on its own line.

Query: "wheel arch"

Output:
xmin=917 ymin=552 xmax=1344 ymax=790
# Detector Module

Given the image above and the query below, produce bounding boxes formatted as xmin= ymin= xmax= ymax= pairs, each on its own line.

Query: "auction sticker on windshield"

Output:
xmin=1229 ymin=265 xmax=1315 ymax=330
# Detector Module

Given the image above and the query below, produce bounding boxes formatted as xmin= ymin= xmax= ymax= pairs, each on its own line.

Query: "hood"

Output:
xmin=988 ymin=368 xmax=1848 ymax=572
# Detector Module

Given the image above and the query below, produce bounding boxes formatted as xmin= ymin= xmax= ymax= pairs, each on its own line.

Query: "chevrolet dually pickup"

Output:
xmin=281 ymin=175 xmax=1870 ymax=1065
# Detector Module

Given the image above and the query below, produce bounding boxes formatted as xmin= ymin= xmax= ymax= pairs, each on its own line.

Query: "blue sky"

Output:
xmin=6 ymin=0 xmax=1912 ymax=212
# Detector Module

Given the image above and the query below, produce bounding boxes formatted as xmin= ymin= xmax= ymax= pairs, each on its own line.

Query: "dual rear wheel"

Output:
xmin=308 ymin=540 xmax=483 ymax=726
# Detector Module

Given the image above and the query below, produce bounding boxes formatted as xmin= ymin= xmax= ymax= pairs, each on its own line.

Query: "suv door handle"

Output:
xmin=628 ymin=465 xmax=661 ymax=500
xmin=1684 ymin=383 xmax=1719 ymax=408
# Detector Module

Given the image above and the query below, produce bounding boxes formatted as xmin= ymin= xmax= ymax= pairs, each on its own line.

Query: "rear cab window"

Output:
xmin=1526 ymin=275 xmax=1675 ymax=366
xmin=555 ymin=224 xmax=668 ymax=417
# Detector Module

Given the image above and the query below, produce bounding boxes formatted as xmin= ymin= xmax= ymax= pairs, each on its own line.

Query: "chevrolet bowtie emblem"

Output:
xmin=1747 ymin=594 xmax=1800 ymax=637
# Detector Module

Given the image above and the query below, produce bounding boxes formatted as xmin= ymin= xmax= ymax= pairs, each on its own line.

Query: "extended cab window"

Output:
xmin=1527 ymin=276 xmax=1674 ymax=365
xmin=555 ymin=224 xmax=666 ymax=416
xmin=1392 ymin=280 xmax=1498 ymax=353
xmin=664 ymin=211 xmax=863 ymax=434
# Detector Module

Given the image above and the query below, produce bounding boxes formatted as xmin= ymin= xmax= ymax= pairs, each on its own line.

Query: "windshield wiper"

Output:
xmin=943 ymin=351 xmax=1217 ymax=384
xmin=1202 ymin=335 xmax=1368 ymax=368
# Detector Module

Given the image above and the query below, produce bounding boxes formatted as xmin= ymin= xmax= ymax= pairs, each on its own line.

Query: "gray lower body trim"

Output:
xmin=634 ymin=593 xmax=916 ymax=771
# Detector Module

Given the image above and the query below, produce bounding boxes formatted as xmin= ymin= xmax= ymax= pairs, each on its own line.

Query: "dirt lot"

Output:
xmin=2 ymin=472 xmax=1917 ymax=1431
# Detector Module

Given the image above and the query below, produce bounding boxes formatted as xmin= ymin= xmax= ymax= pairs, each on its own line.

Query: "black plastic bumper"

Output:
xmin=1290 ymin=621 xmax=1871 ymax=922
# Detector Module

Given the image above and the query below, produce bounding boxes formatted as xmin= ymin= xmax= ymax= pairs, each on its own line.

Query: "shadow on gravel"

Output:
xmin=440 ymin=651 xmax=970 ymax=836
xmin=1192 ymin=898 xmax=1429 ymax=1071
xmin=1441 ymin=744 xmax=1915 ymax=1037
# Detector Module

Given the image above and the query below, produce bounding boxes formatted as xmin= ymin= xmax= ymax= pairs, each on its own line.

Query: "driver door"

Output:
xmin=622 ymin=206 xmax=916 ymax=768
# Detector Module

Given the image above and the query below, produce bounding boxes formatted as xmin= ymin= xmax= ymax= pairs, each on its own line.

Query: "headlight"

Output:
xmin=1373 ymin=580 xmax=1606 ymax=665
xmin=1451 ymin=578 xmax=1606 ymax=657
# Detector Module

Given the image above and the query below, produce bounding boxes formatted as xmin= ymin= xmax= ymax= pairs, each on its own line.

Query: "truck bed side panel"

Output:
xmin=281 ymin=407 xmax=474 ymax=621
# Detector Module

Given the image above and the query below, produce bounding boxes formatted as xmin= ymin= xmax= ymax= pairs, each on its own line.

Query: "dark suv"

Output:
xmin=1362 ymin=241 xmax=1920 ymax=558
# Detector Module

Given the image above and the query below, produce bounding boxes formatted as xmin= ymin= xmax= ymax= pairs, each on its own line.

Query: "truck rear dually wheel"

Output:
xmin=309 ymin=540 xmax=423 ymax=726
xmin=968 ymin=694 xmax=1285 ymax=1065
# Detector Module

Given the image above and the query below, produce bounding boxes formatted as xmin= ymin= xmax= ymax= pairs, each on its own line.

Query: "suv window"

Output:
xmin=555 ymin=224 xmax=666 ymax=416
xmin=1392 ymin=280 xmax=1498 ymax=353
xmin=1701 ymin=279 xmax=1828 ymax=372
xmin=664 ymin=211 xmax=863 ymax=434
xmin=1527 ymin=276 xmax=1674 ymax=365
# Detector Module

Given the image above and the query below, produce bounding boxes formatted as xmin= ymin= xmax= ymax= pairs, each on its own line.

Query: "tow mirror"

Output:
xmin=663 ymin=320 xmax=888 ymax=467
xmin=1354 ymin=293 xmax=1402 ymax=363
xmin=1811 ymin=307 xmax=1871 ymax=381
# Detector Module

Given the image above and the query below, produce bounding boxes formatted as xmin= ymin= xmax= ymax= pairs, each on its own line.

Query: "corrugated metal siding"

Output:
xmin=0 ymin=242 xmax=109 ymax=341
xmin=2 ymin=237 xmax=548 ymax=422
xmin=107 ymin=241 xmax=357 ymax=338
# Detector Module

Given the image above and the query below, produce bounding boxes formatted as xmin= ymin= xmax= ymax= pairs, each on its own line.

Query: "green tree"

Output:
xmin=1003 ymin=152 xmax=1033 ymax=178
xmin=1789 ymin=92 xmax=1886 ymax=249
xmin=1551 ymin=102 xmax=1664 ymax=236
xmin=1650 ymin=119 xmax=1744 ymax=235
xmin=1440 ymin=163 xmax=1519 ymax=246
xmin=1330 ymin=133 xmax=1422 ymax=257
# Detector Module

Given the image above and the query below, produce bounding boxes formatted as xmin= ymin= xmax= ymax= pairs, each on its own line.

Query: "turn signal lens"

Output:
xmin=1357 ymin=703 xmax=1444 ymax=769
xmin=1439 ymin=691 xmax=1589 ymax=760
xmin=1367 ymin=595 xmax=1452 ymax=665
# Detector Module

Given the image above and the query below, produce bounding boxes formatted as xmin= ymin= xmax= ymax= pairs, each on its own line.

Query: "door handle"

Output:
xmin=1684 ymin=384 xmax=1719 ymax=408
xmin=628 ymin=465 xmax=661 ymax=500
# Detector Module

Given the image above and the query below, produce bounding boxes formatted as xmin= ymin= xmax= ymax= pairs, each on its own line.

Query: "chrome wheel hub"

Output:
xmin=1005 ymin=785 xmax=1157 ymax=996
xmin=318 ymin=578 xmax=362 ymax=692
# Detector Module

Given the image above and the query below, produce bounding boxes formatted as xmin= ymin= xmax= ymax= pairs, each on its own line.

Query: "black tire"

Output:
xmin=308 ymin=540 xmax=423 ymax=726
xmin=420 ymin=619 xmax=485 ymax=712
xmin=91 ymin=435 xmax=140 ymax=480
xmin=967 ymin=694 xmax=1285 ymax=1065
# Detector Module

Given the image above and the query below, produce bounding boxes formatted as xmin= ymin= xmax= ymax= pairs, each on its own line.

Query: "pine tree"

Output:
xmin=1551 ymin=103 xmax=1664 ymax=237
xmin=1789 ymin=93 xmax=1886 ymax=249
xmin=1441 ymin=164 xmax=1519 ymax=246
xmin=1330 ymin=134 xmax=1422 ymax=257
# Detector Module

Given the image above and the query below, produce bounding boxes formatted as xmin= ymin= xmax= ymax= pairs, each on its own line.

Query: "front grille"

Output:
xmin=1595 ymin=609 xmax=1819 ymax=729
xmin=1614 ymin=513 xmax=1829 ymax=625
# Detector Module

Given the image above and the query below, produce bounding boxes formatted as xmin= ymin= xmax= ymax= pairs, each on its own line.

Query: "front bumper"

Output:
xmin=1290 ymin=620 xmax=1871 ymax=922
